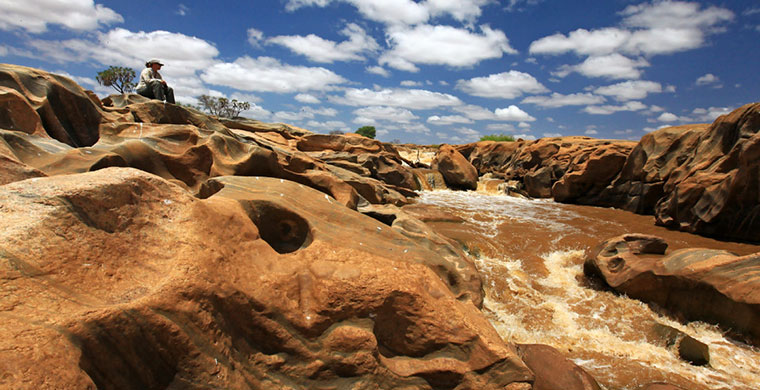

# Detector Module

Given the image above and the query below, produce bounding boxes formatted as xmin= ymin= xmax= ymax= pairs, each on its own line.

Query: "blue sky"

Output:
xmin=1 ymin=1 xmax=758 ymax=144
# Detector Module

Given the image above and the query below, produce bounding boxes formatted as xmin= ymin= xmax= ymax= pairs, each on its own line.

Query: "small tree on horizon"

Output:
xmin=356 ymin=126 xmax=376 ymax=139
xmin=96 ymin=66 xmax=136 ymax=94
xmin=197 ymin=95 xmax=251 ymax=118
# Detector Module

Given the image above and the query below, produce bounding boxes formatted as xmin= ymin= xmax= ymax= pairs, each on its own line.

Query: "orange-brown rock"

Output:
xmin=0 ymin=168 xmax=533 ymax=389
xmin=432 ymin=144 xmax=478 ymax=190
xmin=638 ymin=384 xmax=686 ymax=390
xmin=458 ymin=137 xmax=636 ymax=199
xmin=0 ymin=63 xmax=106 ymax=147
xmin=653 ymin=103 xmax=760 ymax=241
xmin=0 ymin=65 xmax=418 ymax=208
xmin=588 ymin=103 xmax=760 ymax=241
xmin=584 ymin=234 xmax=760 ymax=345
xmin=594 ymin=124 xmax=708 ymax=214
xmin=515 ymin=344 xmax=601 ymax=390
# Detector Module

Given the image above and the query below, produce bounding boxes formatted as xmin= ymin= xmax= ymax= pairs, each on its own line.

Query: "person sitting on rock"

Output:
xmin=136 ymin=59 xmax=175 ymax=104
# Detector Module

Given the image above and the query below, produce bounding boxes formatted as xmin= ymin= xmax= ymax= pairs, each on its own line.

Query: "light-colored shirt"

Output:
xmin=136 ymin=67 xmax=163 ymax=90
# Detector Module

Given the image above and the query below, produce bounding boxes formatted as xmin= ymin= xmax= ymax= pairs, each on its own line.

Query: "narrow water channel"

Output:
xmin=411 ymin=190 xmax=760 ymax=390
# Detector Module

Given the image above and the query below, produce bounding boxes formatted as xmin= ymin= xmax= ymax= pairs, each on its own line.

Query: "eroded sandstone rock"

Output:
xmin=432 ymin=144 xmax=478 ymax=190
xmin=0 ymin=63 xmax=106 ymax=147
xmin=585 ymin=234 xmax=760 ymax=346
xmin=0 ymin=168 xmax=533 ymax=389
xmin=516 ymin=344 xmax=601 ymax=390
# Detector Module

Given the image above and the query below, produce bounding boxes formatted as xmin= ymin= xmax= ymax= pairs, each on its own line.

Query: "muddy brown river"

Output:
xmin=411 ymin=189 xmax=760 ymax=390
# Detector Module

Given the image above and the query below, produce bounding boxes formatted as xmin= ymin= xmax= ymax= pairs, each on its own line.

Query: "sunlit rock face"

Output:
xmin=456 ymin=102 xmax=760 ymax=242
xmin=585 ymin=234 xmax=760 ymax=346
xmin=457 ymin=137 xmax=636 ymax=201
xmin=432 ymin=144 xmax=479 ymax=190
xmin=0 ymin=64 xmax=537 ymax=389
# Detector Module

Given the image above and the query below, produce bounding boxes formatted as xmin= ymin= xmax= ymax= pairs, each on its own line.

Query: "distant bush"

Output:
xmin=96 ymin=66 xmax=136 ymax=94
xmin=356 ymin=126 xmax=376 ymax=139
xmin=480 ymin=134 xmax=515 ymax=142
xmin=329 ymin=130 xmax=345 ymax=135
xmin=197 ymin=95 xmax=251 ymax=118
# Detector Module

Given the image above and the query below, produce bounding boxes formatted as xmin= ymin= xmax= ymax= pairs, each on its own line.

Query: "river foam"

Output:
xmin=416 ymin=189 xmax=760 ymax=390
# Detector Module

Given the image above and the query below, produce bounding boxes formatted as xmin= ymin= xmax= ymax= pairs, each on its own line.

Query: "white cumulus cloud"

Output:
xmin=353 ymin=106 xmax=419 ymax=124
xmin=556 ymin=54 xmax=650 ymax=80
xmin=456 ymin=70 xmax=548 ymax=99
xmin=584 ymin=101 xmax=647 ymax=115
xmin=0 ymin=0 xmax=122 ymax=33
xmin=268 ymin=23 xmax=379 ymax=63
xmin=522 ymin=93 xmax=606 ymax=108
xmin=329 ymin=87 xmax=462 ymax=109
xmin=295 ymin=93 xmax=321 ymax=104
xmin=594 ymin=80 xmax=663 ymax=101
xmin=201 ymin=56 xmax=347 ymax=93
xmin=494 ymin=105 xmax=536 ymax=122
xmin=695 ymin=73 xmax=721 ymax=87
xmin=427 ymin=115 xmax=473 ymax=125
xmin=380 ymin=24 xmax=516 ymax=72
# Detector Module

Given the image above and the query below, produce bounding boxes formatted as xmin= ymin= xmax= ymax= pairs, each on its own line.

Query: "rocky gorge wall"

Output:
xmin=1 ymin=63 xmax=539 ymax=389
xmin=444 ymin=103 xmax=760 ymax=243
xmin=1 ymin=63 xmax=753 ymax=390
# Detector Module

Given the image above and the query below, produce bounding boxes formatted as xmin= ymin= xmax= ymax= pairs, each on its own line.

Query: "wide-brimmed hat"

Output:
xmin=145 ymin=59 xmax=164 ymax=67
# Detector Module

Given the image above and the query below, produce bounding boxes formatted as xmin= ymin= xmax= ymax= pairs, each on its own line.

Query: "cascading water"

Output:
xmin=414 ymin=189 xmax=760 ymax=390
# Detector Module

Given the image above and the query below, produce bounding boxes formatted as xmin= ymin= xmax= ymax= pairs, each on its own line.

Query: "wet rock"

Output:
xmin=524 ymin=166 xmax=553 ymax=198
xmin=412 ymin=168 xmax=448 ymax=190
xmin=652 ymin=323 xmax=710 ymax=366
xmin=0 ymin=168 xmax=533 ymax=389
xmin=552 ymin=145 xmax=631 ymax=203
xmin=677 ymin=334 xmax=710 ymax=366
xmin=593 ymin=124 xmax=707 ymax=214
xmin=586 ymin=234 xmax=760 ymax=346
xmin=516 ymin=344 xmax=601 ymax=390
xmin=432 ymin=144 xmax=478 ymax=190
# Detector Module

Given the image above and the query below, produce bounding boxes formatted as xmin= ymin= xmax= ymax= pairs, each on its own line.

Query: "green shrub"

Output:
xmin=196 ymin=95 xmax=251 ymax=118
xmin=479 ymin=134 xmax=515 ymax=142
xmin=96 ymin=66 xmax=136 ymax=94
xmin=356 ymin=126 xmax=376 ymax=139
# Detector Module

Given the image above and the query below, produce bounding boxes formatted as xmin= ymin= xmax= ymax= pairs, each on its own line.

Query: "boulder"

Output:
xmin=0 ymin=63 xmax=106 ymax=147
xmin=432 ymin=144 xmax=478 ymax=190
xmin=0 ymin=168 xmax=533 ymax=389
xmin=515 ymin=344 xmax=601 ymax=390
xmin=585 ymin=234 xmax=760 ymax=346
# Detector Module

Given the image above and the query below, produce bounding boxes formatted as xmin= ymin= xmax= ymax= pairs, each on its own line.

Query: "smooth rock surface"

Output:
xmin=432 ymin=144 xmax=478 ymax=190
xmin=585 ymin=234 xmax=760 ymax=345
xmin=0 ymin=168 xmax=533 ymax=389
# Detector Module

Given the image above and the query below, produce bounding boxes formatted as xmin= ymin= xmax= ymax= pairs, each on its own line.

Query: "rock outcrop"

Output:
xmin=0 ymin=63 xmax=418 ymax=209
xmin=0 ymin=168 xmax=535 ymax=389
xmin=457 ymin=137 xmax=636 ymax=200
xmin=515 ymin=344 xmax=601 ymax=390
xmin=0 ymin=64 xmax=544 ymax=389
xmin=432 ymin=144 xmax=478 ymax=190
xmin=590 ymin=103 xmax=760 ymax=241
xmin=456 ymin=103 xmax=760 ymax=242
xmin=584 ymin=234 xmax=760 ymax=346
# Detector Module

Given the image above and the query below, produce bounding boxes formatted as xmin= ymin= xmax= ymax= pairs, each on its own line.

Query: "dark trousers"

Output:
xmin=137 ymin=80 xmax=175 ymax=104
